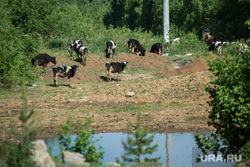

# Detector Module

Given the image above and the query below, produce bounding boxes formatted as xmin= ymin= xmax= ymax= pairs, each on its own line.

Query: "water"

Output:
xmin=44 ymin=132 xmax=236 ymax=167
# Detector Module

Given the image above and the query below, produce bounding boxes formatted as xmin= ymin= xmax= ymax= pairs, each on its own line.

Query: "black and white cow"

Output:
xmin=128 ymin=39 xmax=146 ymax=56
xmin=208 ymin=41 xmax=223 ymax=54
xmin=70 ymin=40 xmax=88 ymax=66
xmin=150 ymin=43 xmax=162 ymax=55
xmin=105 ymin=40 xmax=116 ymax=58
xmin=31 ymin=53 xmax=57 ymax=71
xmin=105 ymin=61 xmax=129 ymax=81
xmin=52 ymin=65 xmax=79 ymax=87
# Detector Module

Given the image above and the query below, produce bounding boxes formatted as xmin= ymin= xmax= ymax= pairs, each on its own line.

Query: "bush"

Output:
xmin=0 ymin=16 xmax=38 ymax=87
xmin=55 ymin=119 xmax=104 ymax=165
xmin=196 ymin=42 xmax=250 ymax=158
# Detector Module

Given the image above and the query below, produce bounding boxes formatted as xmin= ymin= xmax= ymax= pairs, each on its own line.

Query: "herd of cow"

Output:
xmin=31 ymin=32 xmax=249 ymax=87
xmin=31 ymin=39 xmax=163 ymax=87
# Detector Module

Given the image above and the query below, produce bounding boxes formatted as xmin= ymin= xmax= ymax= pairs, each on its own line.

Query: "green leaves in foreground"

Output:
xmin=56 ymin=119 xmax=104 ymax=164
xmin=196 ymin=43 xmax=250 ymax=160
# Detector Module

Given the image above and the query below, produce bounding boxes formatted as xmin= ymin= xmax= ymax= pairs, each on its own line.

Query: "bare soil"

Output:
xmin=0 ymin=52 xmax=220 ymax=145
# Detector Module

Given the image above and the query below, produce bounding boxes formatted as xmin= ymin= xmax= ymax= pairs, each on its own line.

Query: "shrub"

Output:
xmin=55 ymin=119 xmax=104 ymax=165
xmin=195 ymin=42 xmax=250 ymax=158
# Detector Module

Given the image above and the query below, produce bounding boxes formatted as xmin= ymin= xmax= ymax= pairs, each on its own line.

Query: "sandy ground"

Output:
xmin=0 ymin=52 xmax=219 ymax=145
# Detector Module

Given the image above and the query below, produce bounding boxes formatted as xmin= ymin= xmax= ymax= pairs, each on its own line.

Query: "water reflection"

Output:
xmin=44 ymin=132 xmax=235 ymax=167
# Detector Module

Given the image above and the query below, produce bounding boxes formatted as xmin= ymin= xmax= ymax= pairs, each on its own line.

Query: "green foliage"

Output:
xmin=196 ymin=43 xmax=250 ymax=157
xmin=56 ymin=119 xmax=104 ymax=164
xmin=0 ymin=4 xmax=39 ymax=87
xmin=2 ymin=83 xmax=40 ymax=167
xmin=239 ymin=140 xmax=250 ymax=163
xmin=119 ymin=112 xmax=160 ymax=164
xmin=8 ymin=0 xmax=59 ymax=37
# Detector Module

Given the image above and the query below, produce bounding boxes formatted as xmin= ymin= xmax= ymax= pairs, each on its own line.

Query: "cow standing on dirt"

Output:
xmin=52 ymin=65 xmax=79 ymax=87
xmin=31 ymin=53 xmax=57 ymax=71
xmin=105 ymin=61 xmax=129 ymax=81
xmin=105 ymin=40 xmax=116 ymax=58
xmin=128 ymin=39 xmax=146 ymax=56
xmin=150 ymin=43 xmax=162 ymax=55
xmin=70 ymin=40 xmax=88 ymax=66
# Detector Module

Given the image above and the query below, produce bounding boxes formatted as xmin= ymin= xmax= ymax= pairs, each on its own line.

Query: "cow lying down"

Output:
xmin=52 ymin=65 xmax=79 ymax=87
xmin=106 ymin=61 xmax=128 ymax=81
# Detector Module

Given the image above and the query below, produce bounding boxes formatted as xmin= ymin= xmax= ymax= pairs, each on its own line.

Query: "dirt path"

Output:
xmin=0 ymin=53 xmax=218 ymax=145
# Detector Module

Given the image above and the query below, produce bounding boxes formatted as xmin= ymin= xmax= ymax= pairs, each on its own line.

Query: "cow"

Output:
xmin=208 ymin=41 xmax=223 ymax=54
xmin=52 ymin=65 xmax=79 ymax=87
xmin=31 ymin=53 xmax=57 ymax=71
xmin=105 ymin=40 xmax=116 ymax=58
xmin=105 ymin=61 xmax=129 ymax=81
xmin=70 ymin=40 xmax=88 ymax=66
xmin=128 ymin=39 xmax=146 ymax=56
xmin=204 ymin=28 xmax=214 ymax=44
xmin=150 ymin=43 xmax=162 ymax=55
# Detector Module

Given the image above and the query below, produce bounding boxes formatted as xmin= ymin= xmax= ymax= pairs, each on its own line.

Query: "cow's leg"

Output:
xmin=106 ymin=70 xmax=110 ymax=82
xmin=159 ymin=48 xmax=162 ymax=55
xmin=116 ymin=73 xmax=119 ymax=81
xmin=112 ymin=49 xmax=115 ymax=58
xmin=132 ymin=47 xmax=135 ymax=54
xmin=54 ymin=73 xmax=58 ymax=87
xmin=68 ymin=77 xmax=71 ymax=87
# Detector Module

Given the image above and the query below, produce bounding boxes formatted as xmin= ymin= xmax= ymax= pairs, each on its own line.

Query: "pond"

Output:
xmin=44 ymin=132 xmax=237 ymax=167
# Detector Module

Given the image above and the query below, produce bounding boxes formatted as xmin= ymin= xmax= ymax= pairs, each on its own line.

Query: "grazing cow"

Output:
xmin=150 ymin=43 xmax=162 ymax=55
xmin=204 ymin=28 xmax=214 ymax=44
xmin=31 ymin=53 xmax=57 ymax=71
xmin=52 ymin=65 xmax=79 ymax=87
xmin=208 ymin=41 xmax=223 ymax=54
xmin=128 ymin=39 xmax=146 ymax=56
xmin=70 ymin=40 xmax=88 ymax=66
xmin=105 ymin=61 xmax=129 ymax=81
xmin=105 ymin=40 xmax=116 ymax=58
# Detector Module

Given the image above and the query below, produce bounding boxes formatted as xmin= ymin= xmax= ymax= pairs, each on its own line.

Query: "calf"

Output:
xmin=105 ymin=61 xmax=129 ymax=81
xmin=208 ymin=41 xmax=223 ymax=54
xmin=128 ymin=39 xmax=146 ymax=56
xmin=150 ymin=43 xmax=162 ymax=55
xmin=52 ymin=65 xmax=79 ymax=87
xmin=31 ymin=53 xmax=56 ymax=71
xmin=70 ymin=40 xmax=88 ymax=66
xmin=204 ymin=28 xmax=214 ymax=44
xmin=105 ymin=40 xmax=116 ymax=58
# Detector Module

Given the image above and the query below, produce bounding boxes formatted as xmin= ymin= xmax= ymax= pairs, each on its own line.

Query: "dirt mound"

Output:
xmin=159 ymin=54 xmax=223 ymax=77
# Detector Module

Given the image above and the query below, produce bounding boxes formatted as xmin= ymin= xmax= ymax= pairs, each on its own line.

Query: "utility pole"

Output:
xmin=163 ymin=0 xmax=170 ymax=43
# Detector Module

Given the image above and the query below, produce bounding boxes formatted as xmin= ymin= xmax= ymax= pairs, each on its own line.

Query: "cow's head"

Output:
xmin=72 ymin=65 xmax=79 ymax=72
xmin=139 ymin=48 xmax=146 ymax=56
xmin=122 ymin=62 xmax=129 ymax=69
xmin=51 ymin=57 xmax=57 ymax=64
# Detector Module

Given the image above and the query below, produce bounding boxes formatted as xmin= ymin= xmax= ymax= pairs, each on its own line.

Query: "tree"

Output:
xmin=3 ymin=83 xmax=40 ymax=167
xmin=195 ymin=43 xmax=250 ymax=159
xmin=120 ymin=112 xmax=160 ymax=164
